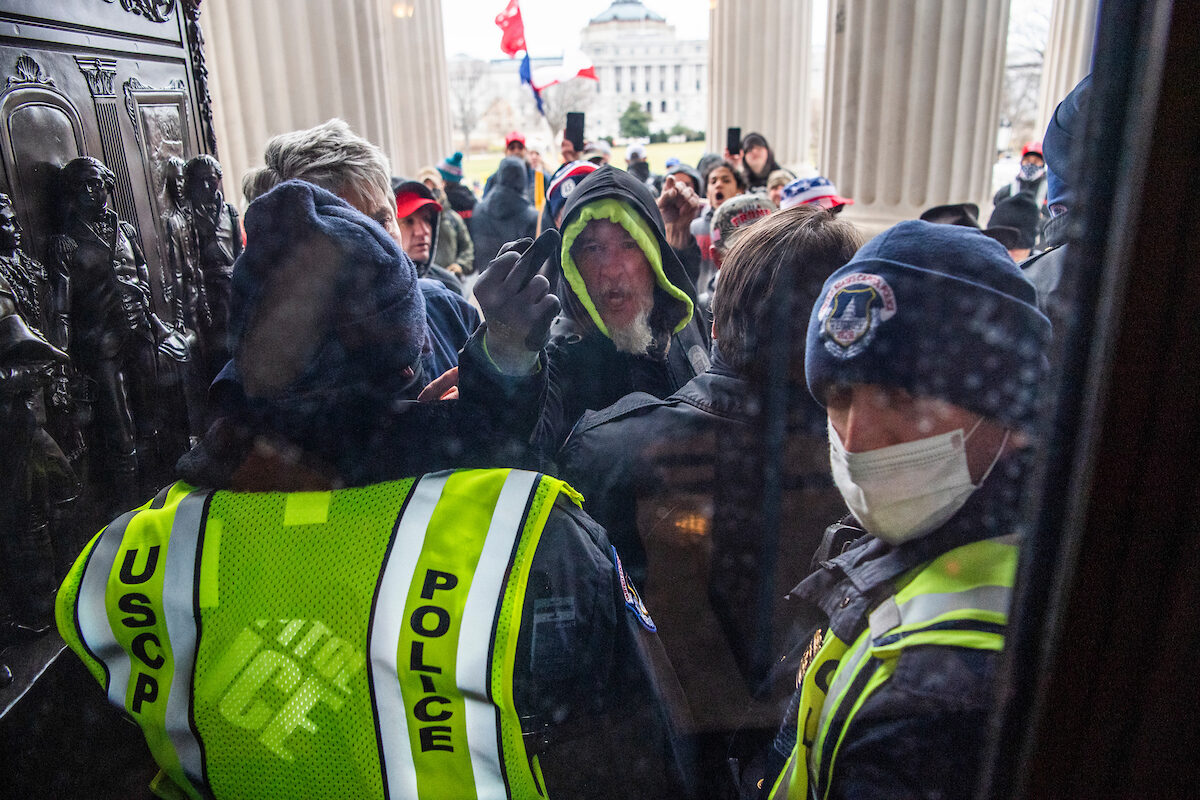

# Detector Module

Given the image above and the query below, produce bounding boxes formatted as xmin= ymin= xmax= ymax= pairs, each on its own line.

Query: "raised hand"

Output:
xmin=472 ymin=230 xmax=562 ymax=374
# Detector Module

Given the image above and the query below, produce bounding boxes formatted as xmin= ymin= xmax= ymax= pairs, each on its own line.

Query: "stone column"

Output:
xmin=1036 ymin=0 xmax=1098 ymax=132
xmin=707 ymin=0 xmax=812 ymax=168
xmin=822 ymin=0 xmax=1010 ymax=233
xmin=202 ymin=0 xmax=451 ymax=206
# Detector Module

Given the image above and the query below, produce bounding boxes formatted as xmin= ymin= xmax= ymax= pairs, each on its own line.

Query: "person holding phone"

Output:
xmin=731 ymin=132 xmax=783 ymax=192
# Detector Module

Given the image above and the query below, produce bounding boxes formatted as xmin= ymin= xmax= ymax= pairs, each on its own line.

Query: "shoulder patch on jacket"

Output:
xmin=612 ymin=545 xmax=656 ymax=632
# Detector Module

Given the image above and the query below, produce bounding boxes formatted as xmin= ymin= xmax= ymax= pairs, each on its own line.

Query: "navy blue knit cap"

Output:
xmin=805 ymin=220 xmax=1051 ymax=429
xmin=1044 ymin=74 xmax=1090 ymax=211
xmin=229 ymin=179 xmax=426 ymax=398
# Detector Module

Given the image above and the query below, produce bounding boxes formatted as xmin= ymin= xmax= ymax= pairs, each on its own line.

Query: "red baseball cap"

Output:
xmin=506 ymin=131 xmax=526 ymax=147
xmin=395 ymin=190 xmax=441 ymax=220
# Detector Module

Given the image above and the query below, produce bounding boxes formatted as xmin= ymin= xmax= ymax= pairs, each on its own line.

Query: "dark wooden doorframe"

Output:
xmin=982 ymin=0 xmax=1200 ymax=796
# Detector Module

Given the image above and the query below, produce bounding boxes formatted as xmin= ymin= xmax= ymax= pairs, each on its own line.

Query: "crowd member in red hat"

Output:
xmin=993 ymin=140 xmax=1051 ymax=238
xmin=483 ymin=130 xmax=547 ymax=201
xmin=391 ymin=178 xmax=466 ymax=297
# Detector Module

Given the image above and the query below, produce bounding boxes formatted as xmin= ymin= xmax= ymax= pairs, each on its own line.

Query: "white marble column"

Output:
xmin=822 ymin=0 xmax=1010 ymax=233
xmin=1036 ymin=0 xmax=1098 ymax=133
xmin=707 ymin=0 xmax=813 ymax=168
xmin=202 ymin=0 xmax=452 ymax=206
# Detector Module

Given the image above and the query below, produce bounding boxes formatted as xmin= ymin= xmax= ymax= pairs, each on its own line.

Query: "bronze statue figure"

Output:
xmin=180 ymin=154 xmax=241 ymax=381
xmin=162 ymin=155 xmax=208 ymax=436
xmin=49 ymin=156 xmax=188 ymax=510
xmin=0 ymin=195 xmax=77 ymax=645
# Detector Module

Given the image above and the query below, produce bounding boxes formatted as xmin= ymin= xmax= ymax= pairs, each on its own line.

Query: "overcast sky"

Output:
xmin=440 ymin=0 xmax=1048 ymax=63
xmin=440 ymin=0 xmax=713 ymax=60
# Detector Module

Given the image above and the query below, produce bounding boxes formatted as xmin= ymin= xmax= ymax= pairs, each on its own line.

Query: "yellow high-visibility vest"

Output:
xmin=767 ymin=535 xmax=1019 ymax=800
xmin=57 ymin=469 xmax=581 ymax=800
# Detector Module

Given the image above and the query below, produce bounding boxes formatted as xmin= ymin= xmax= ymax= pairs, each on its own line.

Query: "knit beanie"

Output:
xmin=780 ymin=175 xmax=853 ymax=211
xmin=546 ymin=160 xmax=598 ymax=222
xmin=806 ymin=220 xmax=1051 ymax=430
xmin=1044 ymin=74 xmax=1090 ymax=212
xmin=229 ymin=179 xmax=426 ymax=401
xmin=710 ymin=193 xmax=774 ymax=256
xmin=437 ymin=151 xmax=465 ymax=183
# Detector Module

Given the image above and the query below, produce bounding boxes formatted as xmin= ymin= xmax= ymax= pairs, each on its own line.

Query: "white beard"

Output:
xmin=608 ymin=301 xmax=655 ymax=355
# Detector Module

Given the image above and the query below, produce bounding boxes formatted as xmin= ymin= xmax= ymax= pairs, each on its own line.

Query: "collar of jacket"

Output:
xmin=788 ymin=448 xmax=1033 ymax=644
xmin=1042 ymin=210 xmax=1072 ymax=248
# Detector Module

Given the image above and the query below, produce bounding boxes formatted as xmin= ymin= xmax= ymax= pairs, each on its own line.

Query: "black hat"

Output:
xmin=920 ymin=201 xmax=1022 ymax=251
xmin=920 ymin=202 xmax=981 ymax=228
xmin=987 ymin=194 xmax=1041 ymax=250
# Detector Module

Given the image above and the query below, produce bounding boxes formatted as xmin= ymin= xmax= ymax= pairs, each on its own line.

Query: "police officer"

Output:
xmin=763 ymin=220 xmax=1051 ymax=799
xmin=56 ymin=180 xmax=692 ymax=799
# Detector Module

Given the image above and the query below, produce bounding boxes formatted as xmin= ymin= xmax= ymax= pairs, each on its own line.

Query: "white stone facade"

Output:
xmin=581 ymin=2 xmax=708 ymax=138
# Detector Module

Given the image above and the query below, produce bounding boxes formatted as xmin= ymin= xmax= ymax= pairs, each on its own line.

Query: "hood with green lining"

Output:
xmin=553 ymin=165 xmax=700 ymax=344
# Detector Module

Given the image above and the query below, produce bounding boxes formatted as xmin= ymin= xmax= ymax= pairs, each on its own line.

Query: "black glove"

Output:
xmin=473 ymin=230 xmax=562 ymax=371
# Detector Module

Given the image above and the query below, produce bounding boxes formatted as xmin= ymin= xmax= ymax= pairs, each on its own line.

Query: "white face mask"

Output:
xmin=828 ymin=417 xmax=1009 ymax=545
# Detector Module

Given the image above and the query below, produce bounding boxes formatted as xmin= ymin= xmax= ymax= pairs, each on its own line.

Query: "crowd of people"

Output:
xmin=51 ymin=75 xmax=1087 ymax=799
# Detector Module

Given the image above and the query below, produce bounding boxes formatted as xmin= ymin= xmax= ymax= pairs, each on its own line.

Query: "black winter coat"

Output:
xmin=470 ymin=157 xmax=538 ymax=273
xmin=557 ymin=358 xmax=840 ymax=722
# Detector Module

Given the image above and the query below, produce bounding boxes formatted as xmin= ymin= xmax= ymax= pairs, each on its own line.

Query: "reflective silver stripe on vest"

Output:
xmin=371 ymin=472 xmax=448 ymax=799
xmin=894 ymin=584 xmax=1012 ymax=630
xmin=811 ymin=563 xmax=1016 ymax=783
xmin=457 ymin=470 xmax=539 ymax=799
xmin=162 ymin=490 xmax=211 ymax=789
xmin=76 ymin=511 xmax=137 ymax=705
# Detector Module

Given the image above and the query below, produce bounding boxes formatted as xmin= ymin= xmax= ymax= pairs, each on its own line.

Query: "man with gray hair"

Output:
xmin=236 ymin=119 xmax=480 ymax=391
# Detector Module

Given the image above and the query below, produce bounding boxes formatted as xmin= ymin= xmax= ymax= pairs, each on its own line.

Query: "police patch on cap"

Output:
xmin=611 ymin=546 xmax=656 ymax=632
xmin=816 ymin=272 xmax=897 ymax=358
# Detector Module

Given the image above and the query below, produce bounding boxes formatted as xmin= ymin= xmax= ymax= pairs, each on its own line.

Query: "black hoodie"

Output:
xmin=470 ymin=156 xmax=538 ymax=273
xmin=532 ymin=165 xmax=711 ymax=453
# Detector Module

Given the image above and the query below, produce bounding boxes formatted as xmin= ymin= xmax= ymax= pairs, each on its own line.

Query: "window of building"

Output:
xmin=645 ymin=100 xmax=651 ymax=112
xmin=661 ymin=100 xmax=667 ymax=112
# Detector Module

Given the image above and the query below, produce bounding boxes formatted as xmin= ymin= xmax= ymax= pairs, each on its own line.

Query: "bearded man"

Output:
xmin=473 ymin=165 xmax=711 ymax=454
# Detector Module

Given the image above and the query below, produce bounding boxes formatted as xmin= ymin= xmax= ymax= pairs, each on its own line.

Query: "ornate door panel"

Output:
xmin=0 ymin=0 xmax=215 ymax=310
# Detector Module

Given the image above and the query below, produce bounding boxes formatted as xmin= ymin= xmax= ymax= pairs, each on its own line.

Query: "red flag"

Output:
xmin=495 ymin=0 xmax=526 ymax=57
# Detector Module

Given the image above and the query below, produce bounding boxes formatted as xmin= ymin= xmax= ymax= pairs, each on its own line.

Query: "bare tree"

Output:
xmin=539 ymin=79 xmax=596 ymax=143
xmin=1000 ymin=3 xmax=1051 ymax=150
xmin=448 ymin=57 xmax=488 ymax=152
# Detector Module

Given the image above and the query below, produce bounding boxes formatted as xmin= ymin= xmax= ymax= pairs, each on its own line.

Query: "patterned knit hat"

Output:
xmin=780 ymin=175 xmax=853 ymax=211
xmin=710 ymin=193 xmax=775 ymax=256
xmin=546 ymin=161 xmax=598 ymax=223
xmin=437 ymin=151 xmax=465 ymax=183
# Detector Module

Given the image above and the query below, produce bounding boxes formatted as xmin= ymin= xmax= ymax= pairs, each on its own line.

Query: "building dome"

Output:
xmin=588 ymin=0 xmax=667 ymax=25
